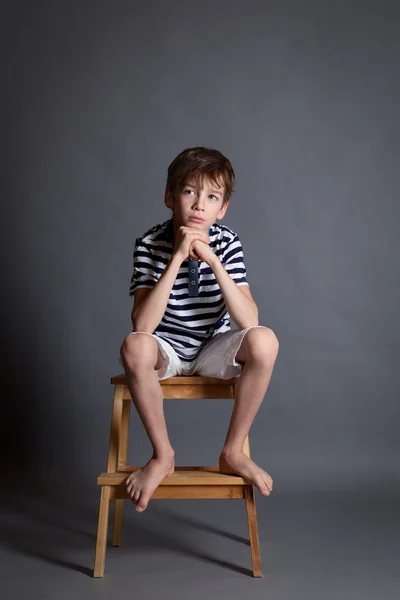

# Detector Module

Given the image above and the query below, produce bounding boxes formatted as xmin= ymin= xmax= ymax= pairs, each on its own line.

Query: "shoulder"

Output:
xmin=209 ymin=223 xmax=243 ymax=260
xmin=135 ymin=220 xmax=172 ymax=257
xmin=209 ymin=222 xmax=240 ymax=246
xmin=136 ymin=220 xmax=169 ymax=245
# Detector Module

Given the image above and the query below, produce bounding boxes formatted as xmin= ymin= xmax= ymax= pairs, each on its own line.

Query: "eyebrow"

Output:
xmin=184 ymin=182 xmax=223 ymax=195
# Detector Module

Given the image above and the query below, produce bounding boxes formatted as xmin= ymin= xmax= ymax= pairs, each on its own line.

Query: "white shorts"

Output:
xmin=119 ymin=325 xmax=268 ymax=380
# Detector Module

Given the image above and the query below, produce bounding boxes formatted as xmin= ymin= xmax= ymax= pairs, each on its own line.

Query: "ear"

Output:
xmin=164 ymin=186 xmax=174 ymax=209
xmin=216 ymin=200 xmax=229 ymax=221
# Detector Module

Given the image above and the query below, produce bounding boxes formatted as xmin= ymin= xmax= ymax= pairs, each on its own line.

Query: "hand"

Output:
xmin=173 ymin=226 xmax=210 ymax=262
xmin=188 ymin=238 xmax=216 ymax=266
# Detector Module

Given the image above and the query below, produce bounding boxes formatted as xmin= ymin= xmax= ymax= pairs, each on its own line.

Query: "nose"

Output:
xmin=193 ymin=192 xmax=206 ymax=211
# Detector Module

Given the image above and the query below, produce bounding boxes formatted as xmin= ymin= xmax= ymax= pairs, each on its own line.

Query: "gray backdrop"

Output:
xmin=2 ymin=0 xmax=399 ymax=490
xmin=1 ymin=1 xmax=399 ymax=596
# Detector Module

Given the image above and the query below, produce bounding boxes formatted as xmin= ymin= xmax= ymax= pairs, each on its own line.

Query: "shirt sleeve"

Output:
xmin=222 ymin=233 xmax=249 ymax=286
xmin=129 ymin=239 xmax=159 ymax=296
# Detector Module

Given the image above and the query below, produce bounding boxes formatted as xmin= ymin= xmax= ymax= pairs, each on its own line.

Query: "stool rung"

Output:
xmin=98 ymin=467 xmax=246 ymax=486
xmin=109 ymin=485 xmax=245 ymax=500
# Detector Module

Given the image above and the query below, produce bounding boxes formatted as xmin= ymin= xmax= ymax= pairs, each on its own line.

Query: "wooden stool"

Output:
xmin=94 ymin=374 xmax=263 ymax=577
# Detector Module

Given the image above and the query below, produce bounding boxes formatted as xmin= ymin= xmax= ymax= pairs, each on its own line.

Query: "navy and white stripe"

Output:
xmin=129 ymin=218 xmax=248 ymax=363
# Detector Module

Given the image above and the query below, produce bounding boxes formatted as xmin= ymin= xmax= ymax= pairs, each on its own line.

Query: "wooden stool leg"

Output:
xmin=244 ymin=485 xmax=263 ymax=577
xmin=94 ymin=485 xmax=111 ymax=577
xmin=112 ymin=399 xmax=130 ymax=546
xmin=118 ymin=399 xmax=131 ymax=470
xmin=107 ymin=384 xmax=124 ymax=472
xmin=112 ymin=499 xmax=124 ymax=547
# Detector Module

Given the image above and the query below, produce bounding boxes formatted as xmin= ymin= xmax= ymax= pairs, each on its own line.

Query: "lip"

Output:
xmin=189 ymin=216 xmax=205 ymax=223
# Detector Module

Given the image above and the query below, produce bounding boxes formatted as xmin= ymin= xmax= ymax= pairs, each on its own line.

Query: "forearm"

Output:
xmin=131 ymin=253 xmax=184 ymax=333
xmin=209 ymin=256 xmax=259 ymax=329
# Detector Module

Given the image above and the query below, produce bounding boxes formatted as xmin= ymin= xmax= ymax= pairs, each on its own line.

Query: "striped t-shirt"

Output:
xmin=129 ymin=217 xmax=248 ymax=363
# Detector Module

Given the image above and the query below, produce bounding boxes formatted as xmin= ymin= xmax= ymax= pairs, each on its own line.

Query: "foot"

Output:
xmin=219 ymin=450 xmax=273 ymax=496
xmin=126 ymin=452 xmax=175 ymax=512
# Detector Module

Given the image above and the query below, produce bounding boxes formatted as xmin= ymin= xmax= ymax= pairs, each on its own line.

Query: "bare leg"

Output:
xmin=120 ymin=333 xmax=175 ymax=512
xmin=219 ymin=327 xmax=279 ymax=496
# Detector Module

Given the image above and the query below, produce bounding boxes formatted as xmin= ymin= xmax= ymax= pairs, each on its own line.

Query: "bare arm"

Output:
xmin=209 ymin=254 xmax=259 ymax=329
xmin=131 ymin=252 xmax=184 ymax=333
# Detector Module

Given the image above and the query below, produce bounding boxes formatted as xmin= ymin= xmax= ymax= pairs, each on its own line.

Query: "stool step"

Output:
xmin=98 ymin=466 xmax=246 ymax=486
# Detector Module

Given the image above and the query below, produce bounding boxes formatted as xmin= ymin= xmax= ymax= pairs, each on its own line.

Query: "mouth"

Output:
xmin=189 ymin=216 xmax=205 ymax=223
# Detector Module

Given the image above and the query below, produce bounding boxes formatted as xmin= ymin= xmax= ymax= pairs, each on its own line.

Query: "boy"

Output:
xmin=120 ymin=147 xmax=279 ymax=512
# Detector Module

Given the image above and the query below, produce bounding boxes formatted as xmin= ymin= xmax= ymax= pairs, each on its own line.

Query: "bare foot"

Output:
xmin=126 ymin=452 xmax=175 ymax=512
xmin=219 ymin=451 xmax=273 ymax=496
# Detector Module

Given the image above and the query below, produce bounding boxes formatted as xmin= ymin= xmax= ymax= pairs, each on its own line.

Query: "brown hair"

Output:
xmin=166 ymin=147 xmax=235 ymax=205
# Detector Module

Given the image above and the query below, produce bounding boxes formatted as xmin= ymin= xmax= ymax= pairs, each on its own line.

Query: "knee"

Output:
xmin=245 ymin=326 xmax=279 ymax=365
xmin=120 ymin=333 xmax=157 ymax=370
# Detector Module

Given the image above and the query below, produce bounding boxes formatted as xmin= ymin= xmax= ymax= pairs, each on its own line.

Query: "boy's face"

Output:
xmin=164 ymin=175 xmax=229 ymax=233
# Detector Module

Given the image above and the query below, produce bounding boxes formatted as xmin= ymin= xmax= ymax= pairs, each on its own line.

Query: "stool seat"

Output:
xmin=111 ymin=374 xmax=239 ymax=400
xmin=93 ymin=373 xmax=263 ymax=578
xmin=111 ymin=374 xmax=239 ymax=385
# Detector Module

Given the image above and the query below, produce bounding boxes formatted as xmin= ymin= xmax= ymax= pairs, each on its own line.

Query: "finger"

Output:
xmin=187 ymin=236 xmax=208 ymax=247
xmin=185 ymin=227 xmax=209 ymax=242
xmin=193 ymin=234 xmax=210 ymax=244
xmin=189 ymin=241 xmax=200 ymax=256
xmin=198 ymin=231 xmax=210 ymax=242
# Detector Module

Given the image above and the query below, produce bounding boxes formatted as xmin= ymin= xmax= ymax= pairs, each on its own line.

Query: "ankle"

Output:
xmin=220 ymin=446 xmax=243 ymax=459
xmin=152 ymin=447 xmax=175 ymax=460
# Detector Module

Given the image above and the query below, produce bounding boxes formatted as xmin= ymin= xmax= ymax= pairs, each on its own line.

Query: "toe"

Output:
xmin=263 ymin=471 xmax=273 ymax=489
xmin=136 ymin=495 xmax=149 ymax=512
xmin=255 ymin=474 xmax=269 ymax=495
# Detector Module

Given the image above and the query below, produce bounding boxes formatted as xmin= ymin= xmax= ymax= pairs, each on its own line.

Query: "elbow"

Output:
xmin=248 ymin=318 xmax=259 ymax=328
xmin=254 ymin=307 xmax=259 ymax=326
xmin=233 ymin=317 xmax=259 ymax=329
xmin=247 ymin=307 xmax=259 ymax=328
xmin=131 ymin=316 xmax=154 ymax=334
xmin=242 ymin=311 xmax=259 ymax=329
xmin=131 ymin=310 xmax=142 ymax=332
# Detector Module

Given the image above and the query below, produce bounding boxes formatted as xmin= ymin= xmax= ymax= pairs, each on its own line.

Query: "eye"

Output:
xmin=209 ymin=194 xmax=218 ymax=200
xmin=184 ymin=188 xmax=196 ymax=195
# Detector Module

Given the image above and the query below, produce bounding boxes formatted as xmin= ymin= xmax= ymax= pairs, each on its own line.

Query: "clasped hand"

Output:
xmin=188 ymin=238 xmax=215 ymax=265
xmin=175 ymin=225 xmax=216 ymax=266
